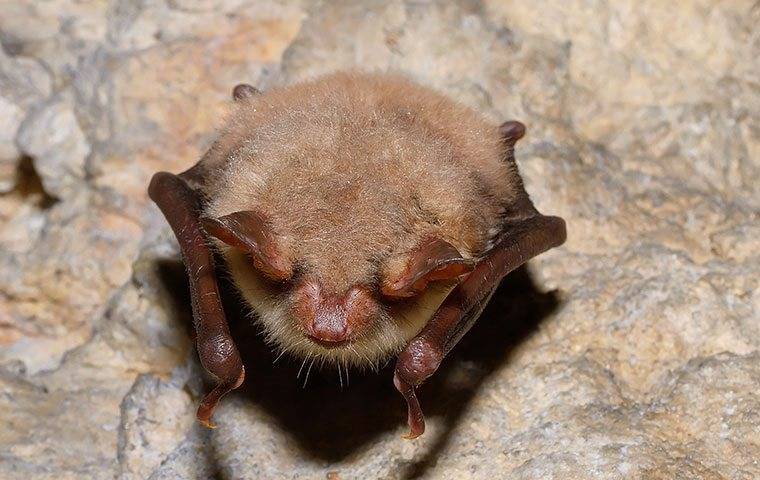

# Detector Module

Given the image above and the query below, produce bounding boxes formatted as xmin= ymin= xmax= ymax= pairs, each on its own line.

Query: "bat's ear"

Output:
xmin=201 ymin=211 xmax=292 ymax=281
xmin=381 ymin=237 xmax=475 ymax=299
xmin=499 ymin=120 xmax=526 ymax=147
xmin=232 ymin=83 xmax=260 ymax=101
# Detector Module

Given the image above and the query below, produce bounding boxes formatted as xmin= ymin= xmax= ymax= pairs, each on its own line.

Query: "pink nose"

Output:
xmin=292 ymin=281 xmax=376 ymax=346
xmin=308 ymin=308 xmax=349 ymax=344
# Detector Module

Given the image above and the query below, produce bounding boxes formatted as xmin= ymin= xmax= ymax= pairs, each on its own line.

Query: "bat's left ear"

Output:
xmin=201 ymin=211 xmax=292 ymax=281
xmin=499 ymin=120 xmax=526 ymax=146
xmin=232 ymin=83 xmax=260 ymax=101
xmin=381 ymin=237 xmax=475 ymax=299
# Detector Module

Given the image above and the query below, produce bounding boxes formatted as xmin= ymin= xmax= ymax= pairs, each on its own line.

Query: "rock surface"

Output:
xmin=0 ymin=1 xmax=757 ymax=479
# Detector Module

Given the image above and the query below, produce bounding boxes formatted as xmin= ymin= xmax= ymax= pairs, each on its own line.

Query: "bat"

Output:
xmin=148 ymin=71 xmax=566 ymax=439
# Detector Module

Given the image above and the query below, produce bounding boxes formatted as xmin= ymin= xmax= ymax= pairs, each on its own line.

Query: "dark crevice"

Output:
xmin=0 ymin=34 xmax=24 ymax=56
xmin=8 ymin=156 xmax=58 ymax=209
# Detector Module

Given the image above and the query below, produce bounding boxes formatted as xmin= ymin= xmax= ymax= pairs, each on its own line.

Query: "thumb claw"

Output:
xmin=394 ymin=372 xmax=425 ymax=439
xmin=196 ymin=402 xmax=218 ymax=429
xmin=198 ymin=417 xmax=217 ymax=429
xmin=402 ymin=423 xmax=423 ymax=440
xmin=195 ymin=366 xmax=245 ymax=431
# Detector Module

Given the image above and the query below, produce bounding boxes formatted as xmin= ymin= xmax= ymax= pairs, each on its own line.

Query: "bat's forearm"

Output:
xmin=393 ymin=214 xmax=567 ymax=438
xmin=148 ymin=171 xmax=244 ymax=427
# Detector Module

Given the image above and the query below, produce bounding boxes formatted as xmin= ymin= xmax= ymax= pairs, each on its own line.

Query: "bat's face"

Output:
xmin=276 ymin=274 xmax=457 ymax=368
xmin=202 ymin=211 xmax=474 ymax=369
xmin=191 ymin=72 xmax=523 ymax=371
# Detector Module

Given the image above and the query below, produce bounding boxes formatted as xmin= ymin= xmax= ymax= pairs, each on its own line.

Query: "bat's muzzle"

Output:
xmin=291 ymin=280 xmax=378 ymax=346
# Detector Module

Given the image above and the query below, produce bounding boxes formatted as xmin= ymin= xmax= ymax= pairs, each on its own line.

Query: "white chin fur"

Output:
xmin=223 ymin=249 xmax=456 ymax=370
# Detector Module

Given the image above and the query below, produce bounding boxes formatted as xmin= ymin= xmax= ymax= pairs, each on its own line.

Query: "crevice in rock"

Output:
xmin=8 ymin=155 xmax=59 ymax=209
xmin=0 ymin=34 xmax=24 ymax=56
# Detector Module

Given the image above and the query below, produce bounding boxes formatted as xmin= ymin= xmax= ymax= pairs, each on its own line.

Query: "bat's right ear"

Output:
xmin=201 ymin=211 xmax=292 ymax=281
xmin=381 ymin=237 xmax=475 ymax=299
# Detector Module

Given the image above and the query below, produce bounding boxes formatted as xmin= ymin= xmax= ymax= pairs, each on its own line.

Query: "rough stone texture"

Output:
xmin=0 ymin=48 xmax=51 ymax=192
xmin=0 ymin=1 xmax=757 ymax=479
xmin=16 ymin=97 xmax=91 ymax=199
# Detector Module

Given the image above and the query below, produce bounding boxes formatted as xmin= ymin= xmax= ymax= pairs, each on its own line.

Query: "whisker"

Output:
xmin=354 ymin=343 xmax=375 ymax=371
xmin=337 ymin=363 xmax=343 ymax=389
xmin=276 ymin=338 xmax=307 ymax=365
xmin=349 ymin=344 xmax=365 ymax=365
xmin=272 ymin=349 xmax=287 ymax=365
xmin=303 ymin=357 xmax=315 ymax=388
xmin=297 ymin=354 xmax=309 ymax=379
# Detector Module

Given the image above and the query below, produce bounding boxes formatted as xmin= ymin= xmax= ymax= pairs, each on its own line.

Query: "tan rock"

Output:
xmin=0 ymin=1 xmax=757 ymax=479
xmin=0 ymin=49 xmax=51 ymax=191
xmin=16 ymin=98 xmax=90 ymax=199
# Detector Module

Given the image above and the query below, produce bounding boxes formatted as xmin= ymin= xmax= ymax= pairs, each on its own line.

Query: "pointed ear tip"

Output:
xmin=232 ymin=83 xmax=260 ymax=100
xmin=499 ymin=120 xmax=526 ymax=141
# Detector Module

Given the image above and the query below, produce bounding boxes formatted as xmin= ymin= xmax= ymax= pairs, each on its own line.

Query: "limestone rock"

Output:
xmin=117 ymin=373 xmax=196 ymax=480
xmin=0 ymin=1 xmax=757 ymax=479
xmin=16 ymin=98 xmax=91 ymax=199
xmin=0 ymin=49 xmax=51 ymax=191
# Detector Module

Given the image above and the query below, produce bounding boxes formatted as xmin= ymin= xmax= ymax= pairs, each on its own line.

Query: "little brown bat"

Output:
xmin=148 ymin=71 xmax=566 ymax=439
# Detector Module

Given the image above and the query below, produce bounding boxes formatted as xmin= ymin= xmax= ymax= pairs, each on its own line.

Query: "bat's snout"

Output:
xmin=308 ymin=309 xmax=350 ymax=345
xmin=292 ymin=281 xmax=377 ymax=347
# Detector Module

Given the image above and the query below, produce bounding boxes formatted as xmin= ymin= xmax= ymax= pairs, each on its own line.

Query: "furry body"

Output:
xmin=193 ymin=72 xmax=525 ymax=367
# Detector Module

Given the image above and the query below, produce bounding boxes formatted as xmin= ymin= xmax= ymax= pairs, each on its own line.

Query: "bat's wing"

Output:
xmin=394 ymin=214 xmax=566 ymax=438
xmin=147 ymin=83 xmax=277 ymax=427
xmin=148 ymin=171 xmax=245 ymax=427
xmin=393 ymin=121 xmax=567 ymax=438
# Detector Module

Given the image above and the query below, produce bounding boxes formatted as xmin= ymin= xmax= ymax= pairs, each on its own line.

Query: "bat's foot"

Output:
xmin=393 ymin=337 xmax=444 ymax=439
xmin=394 ymin=372 xmax=425 ymax=439
xmin=195 ymin=366 xmax=245 ymax=429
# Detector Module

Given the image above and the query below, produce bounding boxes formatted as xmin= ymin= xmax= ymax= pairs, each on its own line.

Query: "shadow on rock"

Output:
xmin=156 ymin=257 xmax=560 ymax=477
xmin=397 ymin=266 xmax=561 ymax=479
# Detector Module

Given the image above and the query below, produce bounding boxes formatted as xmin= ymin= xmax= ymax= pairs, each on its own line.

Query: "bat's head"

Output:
xmin=195 ymin=73 xmax=526 ymax=368
xmin=201 ymin=210 xmax=476 ymax=369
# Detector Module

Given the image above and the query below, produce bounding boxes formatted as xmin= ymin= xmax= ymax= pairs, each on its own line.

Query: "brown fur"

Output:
xmin=197 ymin=71 xmax=524 ymax=366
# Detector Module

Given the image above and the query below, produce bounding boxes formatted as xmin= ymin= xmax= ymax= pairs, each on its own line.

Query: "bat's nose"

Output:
xmin=293 ymin=281 xmax=376 ymax=346
xmin=307 ymin=306 xmax=350 ymax=345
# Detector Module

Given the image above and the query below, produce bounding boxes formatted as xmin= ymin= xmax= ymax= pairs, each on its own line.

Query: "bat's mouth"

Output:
xmin=307 ymin=335 xmax=349 ymax=349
